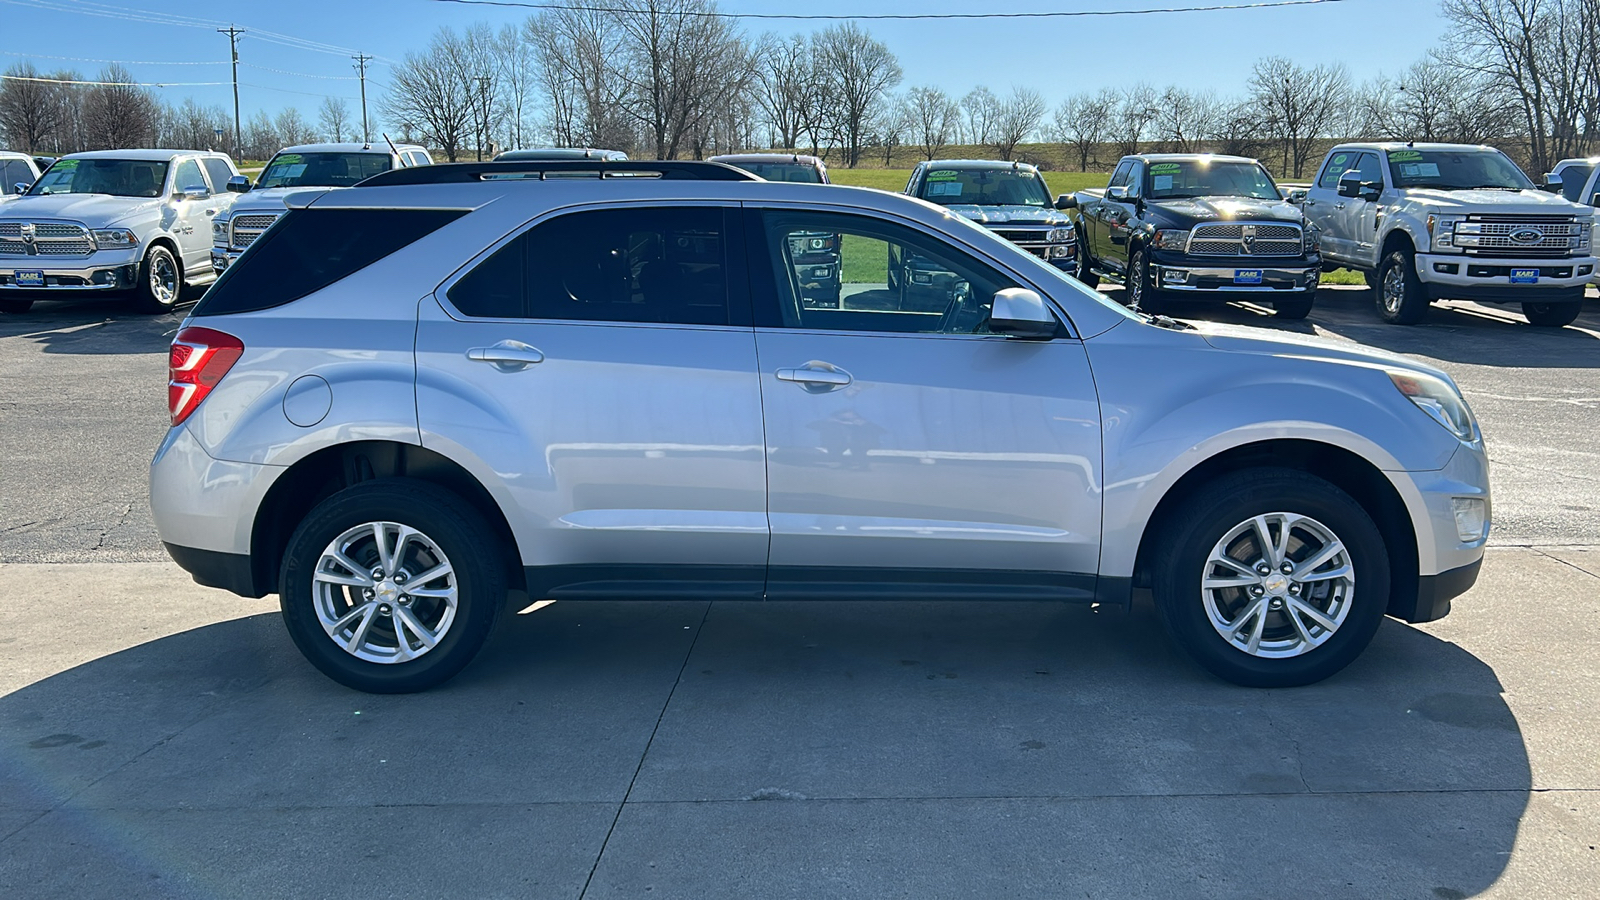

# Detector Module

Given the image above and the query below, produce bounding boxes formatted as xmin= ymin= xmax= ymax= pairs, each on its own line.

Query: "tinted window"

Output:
xmin=1318 ymin=151 xmax=1358 ymax=189
xmin=32 ymin=158 xmax=169 ymax=198
xmin=195 ymin=208 xmax=464 ymax=316
xmin=174 ymin=159 xmax=205 ymax=193
xmin=1560 ymin=164 xmax=1594 ymax=203
xmin=448 ymin=207 xmax=732 ymax=326
xmin=1385 ymin=148 xmax=1532 ymax=190
xmin=2 ymin=161 xmax=31 ymax=193
xmin=1108 ymin=161 xmax=1133 ymax=188
xmin=725 ymin=162 xmax=821 ymax=183
xmin=915 ymin=167 xmax=1050 ymax=206
xmin=1145 ymin=160 xmax=1279 ymax=200
xmin=202 ymin=158 xmax=235 ymax=191
xmin=257 ymin=152 xmax=392 ymax=188
xmin=757 ymin=210 xmax=1022 ymax=335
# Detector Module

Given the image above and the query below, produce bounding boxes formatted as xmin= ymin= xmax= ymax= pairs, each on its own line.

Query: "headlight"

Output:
xmin=1046 ymin=226 xmax=1075 ymax=244
xmin=91 ymin=228 xmax=139 ymax=249
xmin=1150 ymin=229 xmax=1189 ymax=251
xmin=1389 ymin=369 xmax=1477 ymax=442
xmin=1302 ymin=224 xmax=1321 ymax=254
xmin=1577 ymin=219 xmax=1592 ymax=249
xmin=1427 ymin=215 xmax=1465 ymax=252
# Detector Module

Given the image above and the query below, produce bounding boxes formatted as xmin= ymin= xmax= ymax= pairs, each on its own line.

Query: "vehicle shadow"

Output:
xmin=0 ymin=597 xmax=1531 ymax=898
xmin=0 ymin=288 xmax=201 ymax=355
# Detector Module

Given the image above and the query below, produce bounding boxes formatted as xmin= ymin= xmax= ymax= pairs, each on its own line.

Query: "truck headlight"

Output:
xmin=91 ymin=228 xmax=139 ymax=249
xmin=1389 ymin=369 xmax=1477 ymax=442
xmin=1150 ymin=229 xmax=1189 ymax=251
xmin=1302 ymin=224 xmax=1321 ymax=254
xmin=1046 ymin=226 xmax=1075 ymax=244
xmin=1427 ymin=215 xmax=1465 ymax=252
xmin=1576 ymin=220 xmax=1592 ymax=249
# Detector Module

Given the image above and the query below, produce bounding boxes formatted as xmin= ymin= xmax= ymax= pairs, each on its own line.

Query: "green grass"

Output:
xmin=1319 ymin=268 xmax=1368 ymax=286
xmin=828 ymin=168 xmax=1105 ymax=198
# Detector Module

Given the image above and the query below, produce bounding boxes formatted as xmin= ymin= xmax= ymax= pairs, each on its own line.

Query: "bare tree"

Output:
xmin=274 ymin=107 xmax=315 ymax=146
xmin=903 ymin=85 xmax=958 ymax=161
xmin=243 ymin=110 xmax=279 ymax=161
xmin=1249 ymin=57 xmax=1350 ymax=178
xmin=992 ymin=86 xmax=1046 ymax=160
xmin=319 ymin=97 xmax=352 ymax=143
xmin=0 ymin=62 xmax=68 ymax=153
xmin=612 ymin=0 xmax=754 ymax=160
xmin=1052 ymin=90 xmax=1115 ymax=172
xmin=1113 ymin=83 xmax=1159 ymax=157
xmin=525 ymin=2 xmax=634 ymax=151
xmin=960 ymin=86 xmax=1000 ymax=148
xmin=1155 ymin=87 xmax=1222 ymax=152
xmin=496 ymin=22 xmax=537 ymax=152
xmin=813 ymin=22 xmax=901 ymax=167
xmin=752 ymin=33 xmax=816 ymax=150
xmin=383 ymin=28 xmax=477 ymax=160
xmin=81 ymin=65 xmax=157 ymax=151
xmin=1209 ymin=100 xmax=1271 ymax=160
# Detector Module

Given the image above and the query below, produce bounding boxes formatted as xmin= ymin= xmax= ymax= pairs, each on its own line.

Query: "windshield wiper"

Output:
xmin=1467 ymin=185 xmax=1524 ymax=192
xmin=1137 ymin=310 xmax=1195 ymax=330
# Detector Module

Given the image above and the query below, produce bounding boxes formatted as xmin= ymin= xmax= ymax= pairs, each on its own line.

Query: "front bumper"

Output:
xmin=1 ymin=248 xmax=142 ymax=291
xmin=211 ymin=247 xmax=240 ymax=275
xmin=1386 ymin=440 xmax=1491 ymax=623
xmin=1149 ymin=249 xmax=1320 ymax=296
xmin=1416 ymin=252 xmax=1596 ymax=302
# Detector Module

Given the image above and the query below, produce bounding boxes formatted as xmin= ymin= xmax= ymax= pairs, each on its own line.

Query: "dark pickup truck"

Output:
xmin=1060 ymin=154 xmax=1322 ymax=318
xmin=905 ymin=160 xmax=1078 ymax=272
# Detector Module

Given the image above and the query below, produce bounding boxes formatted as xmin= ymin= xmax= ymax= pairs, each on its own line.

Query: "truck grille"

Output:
xmin=0 ymin=221 xmax=94 ymax=257
xmin=229 ymin=213 xmax=281 ymax=250
xmin=990 ymin=228 xmax=1051 ymax=245
xmin=1460 ymin=216 xmax=1577 ymax=258
xmin=1187 ymin=222 xmax=1302 ymax=257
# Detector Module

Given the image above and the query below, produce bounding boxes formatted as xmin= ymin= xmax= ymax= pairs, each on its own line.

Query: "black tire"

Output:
xmin=132 ymin=244 xmax=183 ymax=314
xmin=1362 ymin=268 xmax=1379 ymax=291
xmin=1521 ymin=301 xmax=1581 ymax=327
xmin=1150 ymin=468 xmax=1390 ymax=688
xmin=1273 ymin=291 xmax=1316 ymax=320
xmin=1127 ymin=245 xmax=1163 ymax=313
xmin=1073 ymin=240 xmax=1100 ymax=288
xmin=0 ymin=296 xmax=33 ymax=314
xmin=279 ymin=478 xmax=509 ymax=693
xmin=1375 ymin=249 xmax=1428 ymax=325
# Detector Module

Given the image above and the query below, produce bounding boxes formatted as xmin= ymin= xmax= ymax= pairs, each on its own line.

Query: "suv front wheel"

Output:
xmin=279 ymin=479 xmax=507 ymax=693
xmin=1151 ymin=468 xmax=1389 ymax=687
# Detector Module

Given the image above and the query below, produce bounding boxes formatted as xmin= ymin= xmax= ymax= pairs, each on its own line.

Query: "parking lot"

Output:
xmin=2 ymin=285 xmax=1599 ymax=898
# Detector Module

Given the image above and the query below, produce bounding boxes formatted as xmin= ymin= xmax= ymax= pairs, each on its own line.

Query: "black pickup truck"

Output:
xmin=1059 ymin=154 xmax=1322 ymax=318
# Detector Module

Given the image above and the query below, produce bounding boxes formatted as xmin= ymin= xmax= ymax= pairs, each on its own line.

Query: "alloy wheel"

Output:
xmin=312 ymin=521 xmax=459 ymax=664
xmin=1200 ymin=512 xmax=1355 ymax=658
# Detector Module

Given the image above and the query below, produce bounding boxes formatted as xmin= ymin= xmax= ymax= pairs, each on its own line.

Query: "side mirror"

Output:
xmin=1336 ymin=171 xmax=1362 ymax=198
xmin=1357 ymin=182 xmax=1383 ymax=201
xmin=1054 ymin=194 xmax=1078 ymax=210
xmin=12 ymin=182 xmax=30 ymax=196
xmin=1591 ymin=192 xmax=1599 ymax=207
xmin=1284 ymin=188 xmax=1307 ymax=204
xmin=1541 ymin=172 xmax=1563 ymax=193
xmin=1104 ymin=185 xmax=1130 ymax=203
xmin=226 ymin=175 xmax=251 ymax=193
xmin=175 ymin=184 xmax=210 ymax=201
xmin=988 ymin=288 xmax=1057 ymax=339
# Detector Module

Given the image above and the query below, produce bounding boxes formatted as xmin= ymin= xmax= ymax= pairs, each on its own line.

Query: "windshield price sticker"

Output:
xmin=1399 ymin=163 xmax=1441 ymax=178
xmin=1150 ymin=163 xmax=1181 ymax=174
xmin=1389 ymin=150 xmax=1424 ymax=162
xmin=926 ymin=181 xmax=963 ymax=197
xmin=273 ymin=154 xmax=303 ymax=166
xmin=1153 ymin=175 xmax=1175 ymax=190
xmin=54 ymin=159 xmax=78 ymax=170
xmin=926 ymin=170 xmax=958 ymax=181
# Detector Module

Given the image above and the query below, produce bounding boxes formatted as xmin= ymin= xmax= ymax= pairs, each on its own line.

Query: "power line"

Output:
xmin=425 ymin=0 xmax=1344 ymax=18
xmin=0 ymin=51 xmax=227 ymax=66
xmin=0 ymin=73 xmax=227 ymax=87
xmin=241 ymin=62 xmax=357 ymax=80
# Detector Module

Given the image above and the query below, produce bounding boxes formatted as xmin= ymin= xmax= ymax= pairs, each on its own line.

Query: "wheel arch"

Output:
xmin=1129 ymin=438 xmax=1420 ymax=620
xmin=1379 ymin=226 xmax=1416 ymax=259
xmin=248 ymin=440 xmax=523 ymax=597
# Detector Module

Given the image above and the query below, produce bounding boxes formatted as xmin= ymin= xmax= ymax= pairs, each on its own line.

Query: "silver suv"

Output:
xmin=149 ymin=159 xmax=1491 ymax=693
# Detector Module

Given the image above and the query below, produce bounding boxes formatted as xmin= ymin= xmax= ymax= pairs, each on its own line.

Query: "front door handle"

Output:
xmin=468 ymin=340 xmax=544 ymax=372
xmin=776 ymin=361 xmax=852 ymax=392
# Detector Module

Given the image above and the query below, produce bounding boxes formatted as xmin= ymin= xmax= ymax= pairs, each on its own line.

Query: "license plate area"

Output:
xmin=1509 ymin=268 xmax=1539 ymax=284
xmin=13 ymin=270 xmax=44 ymax=288
xmin=1233 ymin=269 xmax=1263 ymax=285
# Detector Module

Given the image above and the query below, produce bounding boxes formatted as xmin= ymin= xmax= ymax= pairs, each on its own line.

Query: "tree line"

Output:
xmin=1 ymin=0 xmax=1597 ymax=175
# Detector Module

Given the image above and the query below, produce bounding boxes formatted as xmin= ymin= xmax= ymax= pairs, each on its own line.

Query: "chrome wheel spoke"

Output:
xmin=404 ymin=586 xmax=454 ymax=599
xmin=1286 ymin=596 xmax=1339 ymax=633
xmin=1201 ymin=511 xmax=1356 ymax=659
xmin=1295 ymin=539 xmax=1346 ymax=577
xmin=1250 ymin=515 xmax=1280 ymax=567
xmin=315 ymin=568 xmax=373 ymax=589
xmin=394 ymin=606 xmax=439 ymax=651
xmin=1203 ymin=574 xmax=1258 ymax=590
xmin=341 ymin=603 xmax=380 ymax=653
xmin=1296 ymin=564 xmax=1352 ymax=584
xmin=313 ymin=521 xmax=458 ymax=665
xmin=405 ymin=561 xmax=452 ymax=588
xmin=1228 ymin=597 xmax=1268 ymax=653
xmin=1211 ymin=555 xmax=1259 ymax=578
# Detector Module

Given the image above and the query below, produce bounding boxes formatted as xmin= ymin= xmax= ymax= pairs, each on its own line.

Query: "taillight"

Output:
xmin=169 ymin=326 xmax=244 ymax=426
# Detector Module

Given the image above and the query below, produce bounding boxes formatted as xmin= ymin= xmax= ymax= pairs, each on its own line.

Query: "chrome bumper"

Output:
xmin=1151 ymin=264 xmax=1321 ymax=293
xmin=0 ymin=258 xmax=141 ymax=291
xmin=211 ymin=247 xmax=240 ymax=275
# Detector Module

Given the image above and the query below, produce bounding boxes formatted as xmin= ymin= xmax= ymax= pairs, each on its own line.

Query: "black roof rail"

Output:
xmin=357 ymin=159 xmax=759 ymax=187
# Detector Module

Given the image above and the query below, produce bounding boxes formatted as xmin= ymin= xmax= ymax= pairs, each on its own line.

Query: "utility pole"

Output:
xmin=218 ymin=26 xmax=244 ymax=159
xmin=352 ymin=53 xmax=373 ymax=145
xmin=475 ymin=75 xmax=491 ymax=161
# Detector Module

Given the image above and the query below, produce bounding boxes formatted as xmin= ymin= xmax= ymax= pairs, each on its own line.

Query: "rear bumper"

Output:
xmin=150 ymin=425 xmax=282 ymax=596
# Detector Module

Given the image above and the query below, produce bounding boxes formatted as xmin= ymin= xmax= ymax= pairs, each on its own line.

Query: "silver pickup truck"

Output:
xmin=1 ymin=149 xmax=240 ymax=314
xmin=1295 ymin=142 xmax=1595 ymax=326
xmin=212 ymin=142 xmax=432 ymax=274
xmin=1546 ymin=157 xmax=1600 ymax=285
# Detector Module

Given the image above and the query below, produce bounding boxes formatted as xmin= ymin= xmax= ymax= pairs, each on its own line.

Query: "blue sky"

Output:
xmin=0 ymin=0 xmax=1448 ymax=124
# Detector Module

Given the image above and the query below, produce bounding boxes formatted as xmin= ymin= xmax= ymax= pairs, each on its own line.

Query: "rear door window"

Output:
xmin=194 ymin=208 xmax=465 ymax=315
xmin=201 ymin=158 xmax=235 ymax=192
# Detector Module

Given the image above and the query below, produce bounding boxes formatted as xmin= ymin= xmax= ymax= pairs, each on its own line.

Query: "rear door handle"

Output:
xmin=1333 ymin=202 xmax=1346 ymax=210
xmin=468 ymin=340 xmax=544 ymax=372
xmin=776 ymin=361 xmax=852 ymax=392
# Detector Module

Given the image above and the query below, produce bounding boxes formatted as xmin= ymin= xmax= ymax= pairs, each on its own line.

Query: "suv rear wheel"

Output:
xmin=1150 ymin=468 xmax=1389 ymax=687
xmin=1376 ymin=249 xmax=1428 ymax=325
xmin=1521 ymin=301 xmax=1581 ymax=327
xmin=279 ymin=479 xmax=507 ymax=693
xmin=132 ymin=244 xmax=183 ymax=314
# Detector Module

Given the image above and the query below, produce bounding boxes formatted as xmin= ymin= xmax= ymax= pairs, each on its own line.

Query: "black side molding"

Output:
xmin=163 ymin=543 xmax=266 ymax=598
xmin=1392 ymin=558 xmax=1482 ymax=623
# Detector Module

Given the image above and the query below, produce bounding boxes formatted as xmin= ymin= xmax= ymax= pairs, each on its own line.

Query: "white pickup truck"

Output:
xmin=1 ymin=152 xmax=42 ymax=205
xmin=1295 ymin=142 xmax=1595 ymax=326
xmin=1546 ymin=156 xmax=1600 ymax=285
xmin=1 ymin=149 xmax=241 ymax=314
xmin=211 ymin=142 xmax=432 ymax=274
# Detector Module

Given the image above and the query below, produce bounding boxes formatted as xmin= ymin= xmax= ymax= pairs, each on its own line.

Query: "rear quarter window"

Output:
xmin=193 ymin=208 xmax=465 ymax=316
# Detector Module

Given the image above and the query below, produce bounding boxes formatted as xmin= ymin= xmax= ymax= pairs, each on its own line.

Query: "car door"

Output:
xmin=1335 ymin=152 xmax=1385 ymax=267
xmin=746 ymin=205 xmax=1103 ymax=600
xmin=415 ymin=203 xmax=769 ymax=599
xmin=1103 ymin=159 xmax=1144 ymax=272
xmin=1305 ymin=151 xmax=1358 ymax=261
xmin=169 ymin=157 xmax=218 ymax=276
xmin=1086 ymin=160 xmax=1132 ymax=265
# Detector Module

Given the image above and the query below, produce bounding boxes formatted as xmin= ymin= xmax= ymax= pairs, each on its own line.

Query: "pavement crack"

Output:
xmin=1262 ymin=703 xmax=1313 ymax=794
xmin=1533 ymin=548 xmax=1600 ymax=579
xmin=91 ymin=502 xmax=134 ymax=553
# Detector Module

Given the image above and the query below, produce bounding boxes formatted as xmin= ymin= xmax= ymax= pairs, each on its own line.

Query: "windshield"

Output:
xmin=1146 ymin=160 xmax=1280 ymax=200
xmin=29 ymin=158 xmax=169 ymax=198
xmin=1387 ymin=148 xmax=1534 ymax=191
xmin=918 ymin=168 xmax=1051 ymax=207
xmin=726 ymin=162 xmax=822 ymax=183
xmin=256 ymin=152 xmax=392 ymax=189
